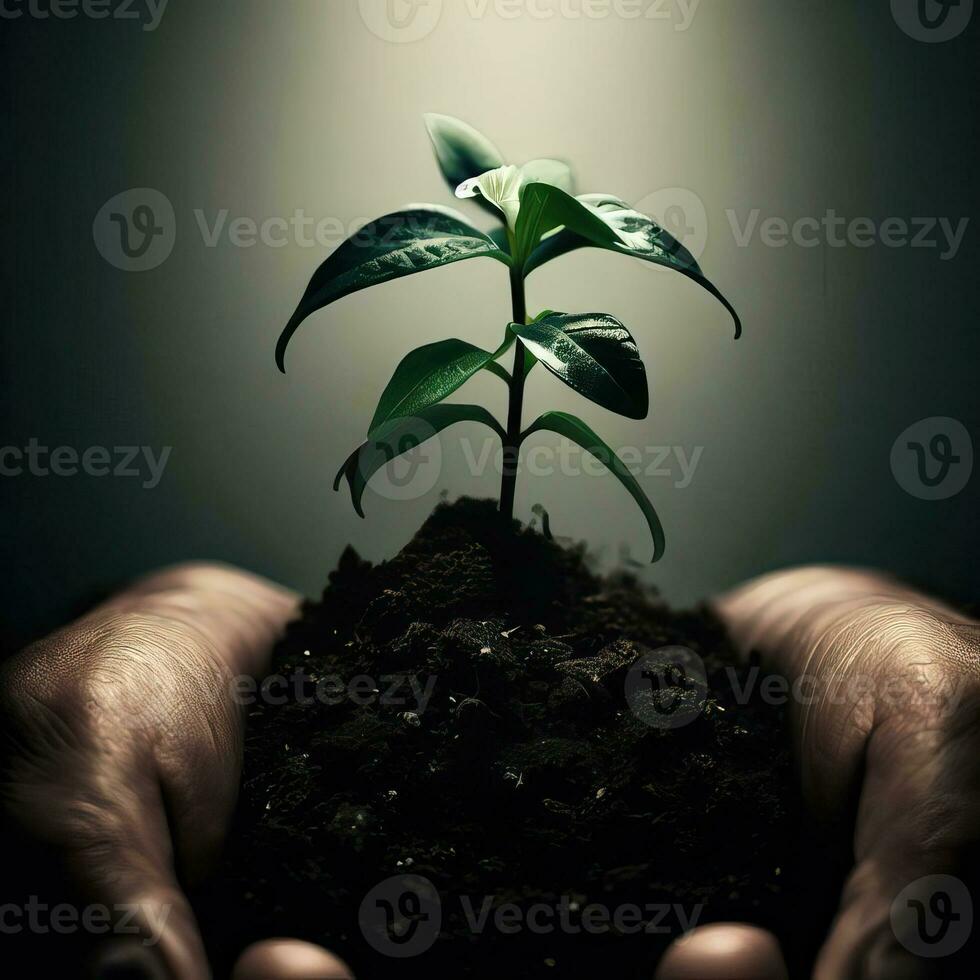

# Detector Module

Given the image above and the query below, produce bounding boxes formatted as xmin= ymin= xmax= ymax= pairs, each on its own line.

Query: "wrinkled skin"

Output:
xmin=1 ymin=563 xmax=977 ymax=978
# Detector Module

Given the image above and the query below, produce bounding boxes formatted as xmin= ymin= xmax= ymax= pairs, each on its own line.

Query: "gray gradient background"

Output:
xmin=1 ymin=0 xmax=977 ymax=652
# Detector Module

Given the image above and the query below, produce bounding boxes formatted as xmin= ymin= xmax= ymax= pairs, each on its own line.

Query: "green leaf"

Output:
xmin=521 ymin=411 xmax=665 ymax=562
xmin=488 ymin=226 xmax=511 ymax=255
xmin=369 ymin=338 xmax=509 ymax=437
xmin=424 ymin=113 xmax=504 ymax=193
xmin=517 ymin=184 xmax=741 ymax=339
xmin=276 ymin=205 xmax=509 ymax=371
xmin=514 ymin=182 xmax=618 ymax=264
xmin=335 ymin=404 xmax=505 ymax=517
xmin=510 ymin=313 xmax=648 ymax=419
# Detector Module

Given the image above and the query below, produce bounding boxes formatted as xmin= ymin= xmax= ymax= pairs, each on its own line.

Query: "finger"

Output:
xmin=812 ymin=672 xmax=980 ymax=979
xmin=232 ymin=939 xmax=353 ymax=980
xmin=61 ymin=735 xmax=212 ymax=978
xmin=655 ymin=923 xmax=788 ymax=979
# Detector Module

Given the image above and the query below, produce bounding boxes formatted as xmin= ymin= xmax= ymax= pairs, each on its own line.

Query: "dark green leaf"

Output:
xmin=514 ymin=182 xmax=619 ymax=264
xmin=276 ymin=205 xmax=509 ymax=371
xmin=517 ymin=184 xmax=741 ymax=339
xmin=369 ymin=338 xmax=509 ymax=437
xmin=424 ymin=113 xmax=504 ymax=218
xmin=335 ymin=405 xmax=505 ymax=517
xmin=511 ymin=313 xmax=648 ymax=419
xmin=488 ymin=226 xmax=511 ymax=254
xmin=521 ymin=411 xmax=665 ymax=562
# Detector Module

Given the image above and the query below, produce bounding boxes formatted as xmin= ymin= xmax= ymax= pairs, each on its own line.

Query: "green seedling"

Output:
xmin=276 ymin=113 xmax=740 ymax=560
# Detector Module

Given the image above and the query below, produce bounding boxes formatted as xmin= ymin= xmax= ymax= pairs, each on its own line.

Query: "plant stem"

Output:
xmin=500 ymin=264 xmax=528 ymax=521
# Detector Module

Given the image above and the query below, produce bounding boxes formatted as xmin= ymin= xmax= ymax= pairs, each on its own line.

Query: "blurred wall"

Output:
xmin=1 ymin=0 xmax=977 ymax=651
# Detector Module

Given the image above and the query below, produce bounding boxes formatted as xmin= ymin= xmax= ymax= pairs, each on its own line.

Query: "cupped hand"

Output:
xmin=657 ymin=565 xmax=980 ymax=979
xmin=0 ymin=563 xmax=351 ymax=979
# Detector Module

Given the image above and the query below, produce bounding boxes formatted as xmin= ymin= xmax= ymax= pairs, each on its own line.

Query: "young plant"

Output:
xmin=276 ymin=114 xmax=740 ymax=561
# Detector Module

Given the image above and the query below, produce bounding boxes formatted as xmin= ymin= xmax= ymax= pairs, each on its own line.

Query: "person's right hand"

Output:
xmin=657 ymin=565 xmax=980 ymax=979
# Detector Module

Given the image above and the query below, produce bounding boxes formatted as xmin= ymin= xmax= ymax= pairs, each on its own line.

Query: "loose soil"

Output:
xmin=197 ymin=497 xmax=842 ymax=977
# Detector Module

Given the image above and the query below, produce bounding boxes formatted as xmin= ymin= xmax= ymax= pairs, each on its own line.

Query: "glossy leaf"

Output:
xmin=488 ymin=226 xmax=511 ymax=255
xmin=424 ymin=113 xmax=504 ymax=219
xmin=517 ymin=184 xmax=741 ymax=339
xmin=276 ymin=205 xmax=509 ymax=371
xmin=510 ymin=313 xmax=648 ymax=419
xmin=369 ymin=339 xmax=509 ymax=437
xmin=514 ymin=182 xmax=618 ymax=263
xmin=521 ymin=411 xmax=665 ymax=562
xmin=335 ymin=405 xmax=505 ymax=517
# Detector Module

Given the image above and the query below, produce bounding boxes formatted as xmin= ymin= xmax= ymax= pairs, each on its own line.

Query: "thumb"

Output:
xmin=233 ymin=940 xmax=353 ymax=980
xmin=655 ymin=923 xmax=788 ymax=979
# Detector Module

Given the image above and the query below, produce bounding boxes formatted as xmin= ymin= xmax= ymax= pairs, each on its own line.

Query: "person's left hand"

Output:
xmin=0 ymin=562 xmax=349 ymax=979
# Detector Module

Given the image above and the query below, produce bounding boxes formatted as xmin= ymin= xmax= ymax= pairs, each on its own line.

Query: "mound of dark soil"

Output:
xmin=197 ymin=497 xmax=841 ymax=977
